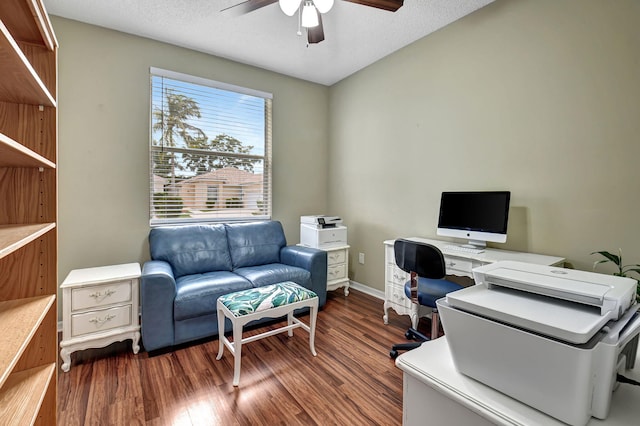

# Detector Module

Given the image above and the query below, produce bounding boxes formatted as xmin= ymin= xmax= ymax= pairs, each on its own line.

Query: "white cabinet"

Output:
xmin=59 ymin=263 xmax=141 ymax=372
xmin=382 ymin=238 xmax=565 ymax=328
xmin=326 ymin=245 xmax=350 ymax=296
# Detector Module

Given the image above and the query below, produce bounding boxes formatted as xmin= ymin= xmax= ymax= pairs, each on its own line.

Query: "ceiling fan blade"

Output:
xmin=342 ymin=0 xmax=403 ymax=12
xmin=307 ymin=13 xmax=325 ymax=44
xmin=221 ymin=0 xmax=278 ymax=16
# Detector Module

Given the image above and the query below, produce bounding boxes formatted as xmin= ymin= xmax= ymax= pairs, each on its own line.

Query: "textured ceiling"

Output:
xmin=43 ymin=0 xmax=494 ymax=86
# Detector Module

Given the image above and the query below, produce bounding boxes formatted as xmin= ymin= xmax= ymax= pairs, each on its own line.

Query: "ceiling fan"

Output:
xmin=224 ymin=0 xmax=404 ymax=45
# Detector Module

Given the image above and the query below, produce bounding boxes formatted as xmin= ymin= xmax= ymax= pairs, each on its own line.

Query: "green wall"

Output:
xmin=53 ymin=17 xmax=329 ymax=297
xmin=54 ymin=0 xmax=640 ymax=307
xmin=329 ymin=0 xmax=640 ymax=292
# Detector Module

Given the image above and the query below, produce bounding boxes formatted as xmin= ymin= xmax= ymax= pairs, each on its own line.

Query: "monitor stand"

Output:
xmin=462 ymin=240 xmax=487 ymax=250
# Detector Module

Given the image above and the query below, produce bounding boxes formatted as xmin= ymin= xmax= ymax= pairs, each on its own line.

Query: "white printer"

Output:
xmin=300 ymin=215 xmax=347 ymax=249
xmin=437 ymin=261 xmax=640 ymax=426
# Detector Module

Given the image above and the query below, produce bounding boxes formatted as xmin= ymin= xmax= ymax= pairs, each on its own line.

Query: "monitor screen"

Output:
xmin=437 ymin=191 xmax=511 ymax=248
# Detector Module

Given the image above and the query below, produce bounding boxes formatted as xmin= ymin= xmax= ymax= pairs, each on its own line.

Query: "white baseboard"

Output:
xmin=348 ymin=280 xmax=384 ymax=300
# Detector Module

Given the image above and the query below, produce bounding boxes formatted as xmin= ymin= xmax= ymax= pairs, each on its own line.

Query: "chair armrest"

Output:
xmin=140 ymin=260 xmax=177 ymax=351
xmin=281 ymin=245 xmax=328 ymax=307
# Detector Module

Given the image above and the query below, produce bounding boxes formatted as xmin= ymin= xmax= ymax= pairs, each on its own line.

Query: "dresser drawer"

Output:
xmin=443 ymin=257 xmax=474 ymax=276
xmin=387 ymin=282 xmax=410 ymax=308
xmin=71 ymin=305 xmax=133 ymax=337
xmin=71 ymin=280 xmax=132 ymax=311
xmin=328 ymin=263 xmax=347 ymax=281
xmin=388 ymin=265 xmax=408 ymax=286
xmin=327 ymin=249 xmax=347 ymax=266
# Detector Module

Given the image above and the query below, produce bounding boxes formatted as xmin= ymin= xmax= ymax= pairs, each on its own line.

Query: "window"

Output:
xmin=150 ymin=68 xmax=272 ymax=225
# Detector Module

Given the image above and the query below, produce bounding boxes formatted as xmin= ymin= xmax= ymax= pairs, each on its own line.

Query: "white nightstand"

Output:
xmin=59 ymin=263 xmax=141 ymax=372
xmin=325 ymin=245 xmax=350 ymax=296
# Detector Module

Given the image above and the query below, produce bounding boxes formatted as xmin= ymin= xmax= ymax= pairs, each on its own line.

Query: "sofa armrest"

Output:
xmin=140 ymin=260 xmax=177 ymax=351
xmin=280 ymin=245 xmax=328 ymax=307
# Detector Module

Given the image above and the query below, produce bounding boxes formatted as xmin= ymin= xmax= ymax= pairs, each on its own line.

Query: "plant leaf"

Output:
xmin=591 ymin=251 xmax=621 ymax=266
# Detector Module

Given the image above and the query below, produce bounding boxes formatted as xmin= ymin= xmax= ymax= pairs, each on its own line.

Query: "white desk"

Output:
xmin=382 ymin=238 xmax=565 ymax=327
xmin=396 ymin=337 xmax=640 ymax=426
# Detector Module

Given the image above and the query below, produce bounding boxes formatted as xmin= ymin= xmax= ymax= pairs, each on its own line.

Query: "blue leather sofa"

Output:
xmin=140 ymin=220 xmax=327 ymax=352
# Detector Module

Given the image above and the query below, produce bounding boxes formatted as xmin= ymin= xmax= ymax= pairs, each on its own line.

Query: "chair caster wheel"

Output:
xmin=405 ymin=330 xmax=413 ymax=340
xmin=390 ymin=350 xmax=399 ymax=359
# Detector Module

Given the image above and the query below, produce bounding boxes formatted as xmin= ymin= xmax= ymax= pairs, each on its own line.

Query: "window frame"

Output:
xmin=149 ymin=67 xmax=272 ymax=226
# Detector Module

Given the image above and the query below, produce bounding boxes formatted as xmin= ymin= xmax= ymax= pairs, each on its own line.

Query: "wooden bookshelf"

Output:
xmin=0 ymin=364 xmax=55 ymax=425
xmin=0 ymin=297 xmax=55 ymax=386
xmin=0 ymin=133 xmax=56 ymax=169
xmin=0 ymin=224 xmax=56 ymax=261
xmin=0 ymin=22 xmax=55 ymax=107
xmin=0 ymin=0 xmax=58 ymax=422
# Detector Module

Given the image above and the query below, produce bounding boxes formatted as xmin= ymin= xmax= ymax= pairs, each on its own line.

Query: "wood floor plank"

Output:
xmin=57 ymin=289 xmax=413 ymax=425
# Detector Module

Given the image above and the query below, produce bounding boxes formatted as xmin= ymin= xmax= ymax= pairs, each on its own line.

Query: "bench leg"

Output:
xmin=232 ymin=321 xmax=243 ymax=386
xmin=216 ymin=307 xmax=225 ymax=360
xmin=287 ymin=311 xmax=294 ymax=337
xmin=309 ymin=302 xmax=318 ymax=357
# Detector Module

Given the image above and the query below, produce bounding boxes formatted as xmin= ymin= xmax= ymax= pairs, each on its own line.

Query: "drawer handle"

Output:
xmin=89 ymin=314 xmax=116 ymax=326
xmin=89 ymin=289 xmax=116 ymax=300
xmin=329 ymin=254 xmax=339 ymax=261
xmin=447 ymin=261 xmax=456 ymax=268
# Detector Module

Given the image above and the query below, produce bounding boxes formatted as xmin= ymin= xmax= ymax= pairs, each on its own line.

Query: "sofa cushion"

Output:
xmin=226 ymin=221 xmax=286 ymax=269
xmin=174 ymin=271 xmax=253 ymax=321
xmin=150 ymin=224 xmax=232 ymax=278
xmin=234 ymin=263 xmax=312 ymax=288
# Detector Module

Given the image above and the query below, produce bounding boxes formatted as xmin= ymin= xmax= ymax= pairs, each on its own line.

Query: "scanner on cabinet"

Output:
xmin=437 ymin=261 xmax=640 ymax=426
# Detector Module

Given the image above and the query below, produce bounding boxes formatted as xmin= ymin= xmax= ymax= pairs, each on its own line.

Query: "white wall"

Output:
xmin=53 ymin=17 xmax=330 ymax=300
xmin=329 ymin=0 xmax=640 ymax=291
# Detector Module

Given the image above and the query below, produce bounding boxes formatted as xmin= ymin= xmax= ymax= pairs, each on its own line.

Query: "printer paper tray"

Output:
xmin=445 ymin=285 xmax=610 ymax=344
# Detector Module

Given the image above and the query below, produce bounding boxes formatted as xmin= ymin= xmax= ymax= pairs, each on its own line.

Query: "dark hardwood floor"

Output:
xmin=57 ymin=289 xmax=418 ymax=425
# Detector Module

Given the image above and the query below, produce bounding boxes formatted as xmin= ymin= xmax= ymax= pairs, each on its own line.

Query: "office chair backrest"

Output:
xmin=394 ymin=239 xmax=446 ymax=279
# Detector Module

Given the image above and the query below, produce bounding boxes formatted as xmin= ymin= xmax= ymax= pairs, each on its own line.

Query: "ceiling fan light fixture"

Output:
xmin=279 ymin=0 xmax=302 ymax=17
xmin=301 ymin=2 xmax=319 ymax=28
xmin=313 ymin=0 xmax=334 ymax=14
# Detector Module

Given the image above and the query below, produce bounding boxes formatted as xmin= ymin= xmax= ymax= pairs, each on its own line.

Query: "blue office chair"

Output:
xmin=389 ymin=239 xmax=463 ymax=359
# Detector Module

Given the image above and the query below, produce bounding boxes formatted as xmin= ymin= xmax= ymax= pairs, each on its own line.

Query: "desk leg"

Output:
xmin=383 ymin=300 xmax=390 ymax=324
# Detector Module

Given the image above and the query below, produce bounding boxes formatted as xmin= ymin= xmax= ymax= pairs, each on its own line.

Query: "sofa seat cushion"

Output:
xmin=174 ymin=271 xmax=252 ymax=321
xmin=234 ymin=263 xmax=312 ymax=288
xmin=150 ymin=224 xmax=232 ymax=278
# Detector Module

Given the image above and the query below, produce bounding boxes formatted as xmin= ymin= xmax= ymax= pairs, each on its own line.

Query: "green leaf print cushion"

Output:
xmin=219 ymin=281 xmax=317 ymax=317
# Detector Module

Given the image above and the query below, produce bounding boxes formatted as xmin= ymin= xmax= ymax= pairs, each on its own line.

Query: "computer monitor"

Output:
xmin=436 ymin=191 xmax=511 ymax=249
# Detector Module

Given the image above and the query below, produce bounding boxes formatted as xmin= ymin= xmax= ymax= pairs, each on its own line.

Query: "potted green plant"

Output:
xmin=591 ymin=249 xmax=640 ymax=301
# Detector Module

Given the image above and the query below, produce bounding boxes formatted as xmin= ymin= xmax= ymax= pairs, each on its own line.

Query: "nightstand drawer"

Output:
xmin=71 ymin=280 xmax=132 ymax=311
xmin=328 ymin=263 xmax=347 ymax=281
xmin=327 ymin=249 xmax=347 ymax=266
xmin=71 ymin=305 xmax=133 ymax=337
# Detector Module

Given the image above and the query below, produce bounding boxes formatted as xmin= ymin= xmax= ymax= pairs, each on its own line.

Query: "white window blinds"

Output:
xmin=149 ymin=68 xmax=272 ymax=225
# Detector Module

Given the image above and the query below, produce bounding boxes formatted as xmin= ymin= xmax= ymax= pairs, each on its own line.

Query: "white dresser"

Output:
xmin=59 ymin=263 xmax=141 ymax=372
xmin=383 ymin=238 xmax=565 ymax=327
xmin=326 ymin=245 xmax=350 ymax=296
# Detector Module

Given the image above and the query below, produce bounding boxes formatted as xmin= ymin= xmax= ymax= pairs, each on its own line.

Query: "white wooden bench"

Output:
xmin=216 ymin=281 xmax=318 ymax=386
